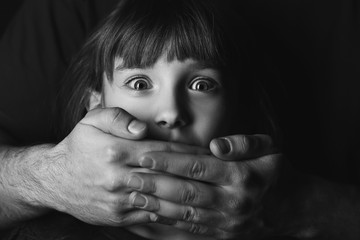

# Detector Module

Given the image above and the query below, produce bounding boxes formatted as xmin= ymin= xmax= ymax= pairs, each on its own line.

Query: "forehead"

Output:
xmin=114 ymin=54 xmax=220 ymax=72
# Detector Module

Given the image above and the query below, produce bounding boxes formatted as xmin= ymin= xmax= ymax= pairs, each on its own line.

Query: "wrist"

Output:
xmin=2 ymin=144 xmax=59 ymax=208
xmin=22 ymin=144 xmax=66 ymax=210
xmin=0 ymin=144 xmax=58 ymax=227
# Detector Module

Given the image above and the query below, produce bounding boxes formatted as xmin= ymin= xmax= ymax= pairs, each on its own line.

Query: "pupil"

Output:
xmin=197 ymin=82 xmax=208 ymax=90
xmin=136 ymin=81 xmax=146 ymax=90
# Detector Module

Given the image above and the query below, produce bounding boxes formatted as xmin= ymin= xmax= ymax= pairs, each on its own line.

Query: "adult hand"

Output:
xmin=37 ymin=107 xmax=208 ymax=227
xmin=126 ymin=134 xmax=282 ymax=239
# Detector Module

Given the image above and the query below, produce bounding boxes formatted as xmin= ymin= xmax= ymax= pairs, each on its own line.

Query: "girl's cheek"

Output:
xmin=196 ymin=109 xmax=227 ymax=145
xmin=121 ymin=101 xmax=153 ymax=121
xmin=104 ymin=93 xmax=153 ymax=121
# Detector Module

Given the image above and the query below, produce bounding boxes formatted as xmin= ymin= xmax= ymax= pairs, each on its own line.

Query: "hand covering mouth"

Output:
xmin=147 ymin=129 xmax=204 ymax=147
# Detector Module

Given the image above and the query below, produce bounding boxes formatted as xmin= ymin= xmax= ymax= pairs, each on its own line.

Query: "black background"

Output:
xmin=0 ymin=1 xmax=24 ymax=35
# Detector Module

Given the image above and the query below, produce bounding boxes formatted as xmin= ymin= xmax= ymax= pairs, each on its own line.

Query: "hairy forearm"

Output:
xmin=0 ymin=143 xmax=56 ymax=229
xmin=265 ymin=171 xmax=360 ymax=239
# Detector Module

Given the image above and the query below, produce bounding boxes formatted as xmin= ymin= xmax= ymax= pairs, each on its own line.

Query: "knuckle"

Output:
xmin=109 ymin=107 xmax=126 ymax=124
xmin=180 ymin=182 xmax=197 ymax=204
xmin=151 ymin=153 xmax=168 ymax=172
xmin=149 ymin=178 xmax=157 ymax=194
xmin=105 ymin=170 xmax=123 ymax=191
xmin=187 ymin=160 xmax=206 ymax=179
xmin=182 ymin=206 xmax=198 ymax=222
xmin=104 ymin=145 xmax=120 ymax=162
xmin=239 ymin=135 xmax=251 ymax=154
xmin=227 ymin=197 xmax=242 ymax=210
xmin=227 ymin=195 xmax=254 ymax=214
xmin=188 ymin=223 xmax=208 ymax=235
xmin=142 ymin=153 xmax=167 ymax=172
xmin=144 ymin=174 xmax=157 ymax=194
xmin=233 ymin=164 xmax=252 ymax=186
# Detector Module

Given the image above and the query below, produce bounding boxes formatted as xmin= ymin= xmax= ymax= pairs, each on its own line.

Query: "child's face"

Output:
xmin=97 ymin=54 xmax=228 ymax=147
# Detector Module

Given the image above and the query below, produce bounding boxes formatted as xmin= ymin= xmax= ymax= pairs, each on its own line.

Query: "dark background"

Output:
xmin=0 ymin=1 xmax=24 ymax=35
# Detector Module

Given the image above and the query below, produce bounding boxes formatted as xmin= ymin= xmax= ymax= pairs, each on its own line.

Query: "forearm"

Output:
xmin=0 ymin=143 xmax=56 ymax=229
xmin=265 ymin=172 xmax=360 ymax=239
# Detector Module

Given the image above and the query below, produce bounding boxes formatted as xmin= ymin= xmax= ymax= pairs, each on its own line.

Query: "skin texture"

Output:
xmin=0 ymin=108 xmax=210 ymax=228
xmin=86 ymin=55 xmax=282 ymax=239
xmin=124 ymin=135 xmax=282 ymax=240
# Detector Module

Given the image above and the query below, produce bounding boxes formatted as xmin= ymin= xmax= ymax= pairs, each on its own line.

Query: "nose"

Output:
xmin=154 ymin=91 xmax=189 ymax=129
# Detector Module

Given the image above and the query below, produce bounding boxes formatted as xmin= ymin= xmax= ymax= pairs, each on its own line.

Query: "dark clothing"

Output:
xmin=0 ymin=0 xmax=359 ymax=239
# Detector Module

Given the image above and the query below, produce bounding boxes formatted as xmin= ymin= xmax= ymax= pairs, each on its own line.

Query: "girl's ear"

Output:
xmin=87 ymin=90 xmax=103 ymax=111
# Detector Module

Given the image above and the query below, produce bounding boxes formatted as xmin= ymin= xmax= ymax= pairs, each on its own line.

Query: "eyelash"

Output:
xmin=125 ymin=76 xmax=153 ymax=91
xmin=124 ymin=76 xmax=219 ymax=92
xmin=188 ymin=77 xmax=219 ymax=92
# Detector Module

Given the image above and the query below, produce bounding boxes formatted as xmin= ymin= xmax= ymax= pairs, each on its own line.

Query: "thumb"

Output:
xmin=210 ymin=134 xmax=277 ymax=161
xmin=80 ymin=107 xmax=147 ymax=140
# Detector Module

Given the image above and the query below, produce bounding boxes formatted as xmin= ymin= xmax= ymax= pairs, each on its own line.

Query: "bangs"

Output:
xmin=97 ymin=0 xmax=238 ymax=80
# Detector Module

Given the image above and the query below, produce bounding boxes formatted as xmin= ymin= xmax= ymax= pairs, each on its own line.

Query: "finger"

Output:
xmin=80 ymin=107 xmax=147 ymax=139
xmin=132 ymin=152 xmax=231 ymax=184
xmin=141 ymin=140 xmax=211 ymax=155
xmin=128 ymin=192 xmax=226 ymax=228
xmin=210 ymin=134 xmax=277 ymax=161
xmin=111 ymin=210 xmax=164 ymax=226
xmin=127 ymin=173 xmax=220 ymax=207
xmin=103 ymin=192 xmax=176 ymax=226
xmin=100 ymin=203 xmax=158 ymax=226
xmin=172 ymin=221 xmax=234 ymax=238
xmin=126 ymin=142 xmax=210 ymax=166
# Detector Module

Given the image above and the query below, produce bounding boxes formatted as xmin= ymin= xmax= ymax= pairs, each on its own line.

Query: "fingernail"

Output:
xmin=150 ymin=215 xmax=177 ymax=225
xmin=215 ymin=138 xmax=231 ymax=154
xmin=139 ymin=157 xmax=154 ymax=169
xmin=127 ymin=175 xmax=143 ymax=190
xmin=128 ymin=120 xmax=146 ymax=134
xmin=132 ymin=193 xmax=148 ymax=208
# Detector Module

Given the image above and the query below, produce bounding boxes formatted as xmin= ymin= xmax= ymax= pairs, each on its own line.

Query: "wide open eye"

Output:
xmin=126 ymin=76 xmax=152 ymax=91
xmin=189 ymin=78 xmax=217 ymax=92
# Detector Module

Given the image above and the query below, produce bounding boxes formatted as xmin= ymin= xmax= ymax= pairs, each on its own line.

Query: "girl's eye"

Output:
xmin=189 ymin=78 xmax=217 ymax=92
xmin=126 ymin=77 xmax=152 ymax=90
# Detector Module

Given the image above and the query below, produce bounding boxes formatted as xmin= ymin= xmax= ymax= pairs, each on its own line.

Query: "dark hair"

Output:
xmin=56 ymin=0 xmax=281 ymax=144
